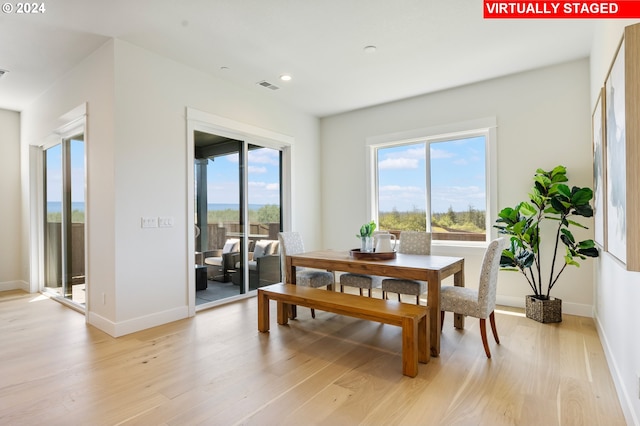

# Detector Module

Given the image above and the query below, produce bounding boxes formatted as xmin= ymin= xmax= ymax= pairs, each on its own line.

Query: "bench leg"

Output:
xmin=401 ymin=317 xmax=419 ymax=377
xmin=257 ymin=290 xmax=270 ymax=332
xmin=277 ymin=301 xmax=290 ymax=326
xmin=419 ymin=311 xmax=430 ymax=364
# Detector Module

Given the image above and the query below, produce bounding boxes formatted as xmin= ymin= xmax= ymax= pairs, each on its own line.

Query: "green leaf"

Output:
xmin=519 ymin=202 xmax=537 ymax=217
xmin=550 ymin=165 xmax=567 ymax=179
xmin=560 ymin=228 xmax=575 ymax=242
xmin=573 ymin=204 xmax=594 ymax=218
xmin=555 ymin=184 xmax=571 ymax=199
xmin=577 ymin=247 xmax=599 ymax=257
xmin=566 ymin=219 xmax=589 ymax=229
xmin=578 ymin=239 xmax=595 ymax=249
xmin=564 ymin=254 xmax=580 ymax=267
xmin=571 ymin=187 xmax=593 ymax=206
xmin=550 ymin=197 xmax=569 ymax=214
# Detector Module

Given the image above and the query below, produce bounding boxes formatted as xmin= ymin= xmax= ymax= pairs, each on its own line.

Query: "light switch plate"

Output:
xmin=158 ymin=216 xmax=174 ymax=228
xmin=141 ymin=217 xmax=158 ymax=228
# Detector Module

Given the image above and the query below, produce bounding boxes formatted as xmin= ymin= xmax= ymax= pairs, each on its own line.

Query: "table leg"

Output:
xmin=453 ymin=264 xmax=465 ymax=329
xmin=426 ymin=271 xmax=440 ymax=357
xmin=257 ymin=290 xmax=270 ymax=332
xmin=277 ymin=301 xmax=289 ymax=325
xmin=286 ymin=256 xmax=298 ymax=319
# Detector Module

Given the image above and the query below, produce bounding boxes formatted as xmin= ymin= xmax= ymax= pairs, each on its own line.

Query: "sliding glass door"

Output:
xmin=43 ymin=134 xmax=86 ymax=305
xmin=194 ymin=131 xmax=282 ymax=305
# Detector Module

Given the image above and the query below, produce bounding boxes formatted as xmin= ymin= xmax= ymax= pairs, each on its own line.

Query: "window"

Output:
xmin=369 ymin=119 xmax=496 ymax=244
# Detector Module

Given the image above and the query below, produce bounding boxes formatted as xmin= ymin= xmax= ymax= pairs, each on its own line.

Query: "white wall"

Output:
xmin=320 ymin=59 xmax=594 ymax=314
xmin=591 ymin=20 xmax=640 ymax=426
xmin=21 ymin=39 xmax=117 ymax=321
xmin=0 ymin=108 xmax=24 ymax=291
xmin=20 ymin=38 xmax=321 ymax=336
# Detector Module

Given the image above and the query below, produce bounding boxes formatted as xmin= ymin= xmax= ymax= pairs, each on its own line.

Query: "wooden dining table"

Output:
xmin=284 ymin=249 xmax=465 ymax=357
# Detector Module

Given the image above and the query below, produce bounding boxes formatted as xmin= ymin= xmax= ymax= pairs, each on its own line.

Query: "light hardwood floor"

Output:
xmin=0 ymin=289 xmax=625 ymax=425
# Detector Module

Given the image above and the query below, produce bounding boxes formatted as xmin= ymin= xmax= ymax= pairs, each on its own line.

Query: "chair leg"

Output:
xmin=479 ymin=318 xmax=491 ymax=358
xmin=397 ymin=293 xmax=401 ymax=302
xmin=359 ymin=288 xmax=363 ymax=296
xmin=416 ymin=295 xmax=420 ymax=305
xmin=340 ymin=285 xmax=344 ymax=293
xmin=382 ymin=291 xmax=387 ymax=300
xmin=367 ymin=289 xmax=372 ymax=297
xmin=489 ymin=311 xmax=500 ymax=344
xmin=311 ymin=308 xmax=316 ymax=319
xmin=440 ymin=311 xmax=445 ymax=332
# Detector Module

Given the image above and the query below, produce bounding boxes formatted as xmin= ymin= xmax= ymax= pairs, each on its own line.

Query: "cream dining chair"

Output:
xmin=440 ymin=237 xmax=507 ymax=358
xmin=381 ymin=231 xmax=431 ymax=304
xmin=278 ymin=232 xmax=335 ymax=318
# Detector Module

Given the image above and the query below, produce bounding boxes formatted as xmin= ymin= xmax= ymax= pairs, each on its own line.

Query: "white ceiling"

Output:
xmin=0 ymin=0 xmax=595 ymax=117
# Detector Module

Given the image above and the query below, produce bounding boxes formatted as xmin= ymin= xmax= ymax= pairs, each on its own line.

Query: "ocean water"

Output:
xmin=47 ymin=202 xmax=85 ymax=213
xmin=46 ymin=202 xmax=272 ymax=213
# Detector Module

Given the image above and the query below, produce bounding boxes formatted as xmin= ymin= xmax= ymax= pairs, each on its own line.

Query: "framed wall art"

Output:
xmin=599 ymin=23 xmax=640 ymax=271
xmin=592 ymin=87 xmax=606 ymax=250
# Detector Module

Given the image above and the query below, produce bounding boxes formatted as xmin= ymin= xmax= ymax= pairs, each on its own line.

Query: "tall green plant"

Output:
xmin=494 ymin=166 xmax=599 ymax=299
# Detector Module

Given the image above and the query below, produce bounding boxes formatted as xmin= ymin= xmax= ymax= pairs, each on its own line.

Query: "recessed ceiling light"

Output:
xmin=0 ymin=69 xmax=8 ymax=78
xmin=363 ymin=45 xmax=377 ymax=53
xmin=220 ymin=66 xmax=229 ymax=71
xmin=280 ymin=74 xmax=292 ymax=82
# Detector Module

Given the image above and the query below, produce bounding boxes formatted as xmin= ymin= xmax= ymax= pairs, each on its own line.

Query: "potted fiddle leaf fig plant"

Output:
xmin=494 ymin=166 xmax=599 ymax=323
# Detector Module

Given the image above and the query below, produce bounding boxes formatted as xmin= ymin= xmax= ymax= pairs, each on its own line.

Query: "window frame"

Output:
xmin=366 ymin=117 xmax=497 ymax=247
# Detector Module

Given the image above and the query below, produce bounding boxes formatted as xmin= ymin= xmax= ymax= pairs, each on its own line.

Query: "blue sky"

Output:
xmin=378 ymin=136 xmax=486 ymax=213
xmin=207 ymin=147 xmax=281 ymax=206
xmin=45 ymin=139 xmax=85 ymax=203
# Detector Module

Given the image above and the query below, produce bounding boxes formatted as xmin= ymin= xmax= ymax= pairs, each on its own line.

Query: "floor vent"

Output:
xmin=257 ymin=80 xmax=280 ymax=90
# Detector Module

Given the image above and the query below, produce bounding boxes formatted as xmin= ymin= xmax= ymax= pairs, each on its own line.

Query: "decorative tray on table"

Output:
xmin=349 ymin=249 xmax=397 ymax=260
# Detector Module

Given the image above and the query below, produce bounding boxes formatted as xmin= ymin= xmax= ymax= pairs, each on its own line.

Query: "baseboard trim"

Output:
xmin=0 ymin=280 xmax=30 ymax=292
xmin=88 ymin=306 xmax=189 ymax=337
xmin=594 ymin=312 xmax=639 ymax=426
xmin=496 ymin=295 xmax=593 ymax=318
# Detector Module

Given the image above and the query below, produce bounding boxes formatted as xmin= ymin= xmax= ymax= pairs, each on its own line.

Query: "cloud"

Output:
xmin=249 ymin=148 xmax=279 ymax=165
xmin=430 ymin=185 xmax=486 ymax=212
xmin=248 ymin=165 xmax=267 ymax=174
xmin=430 ymin=147 xmax=456 ymax=159
xmin=248 ymin=181 xmax=279 ymax=191
xmin=379 ymin=158 xmax=419 ymax=170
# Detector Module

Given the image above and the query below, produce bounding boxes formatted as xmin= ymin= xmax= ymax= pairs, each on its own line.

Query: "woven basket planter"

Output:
xmin=525 ymin=295 xmax=562 ymax=323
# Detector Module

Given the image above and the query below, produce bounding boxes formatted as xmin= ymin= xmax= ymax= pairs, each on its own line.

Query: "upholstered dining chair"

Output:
xmin=339 ymin=273 xmax=381 ymax=297
xmin=381 ymin=231 xmax=431 ymax=304
xmin=440 ymin=237 xmax=507 ymax=358
xmin=278 ymin=232 xmax=335 ymax=318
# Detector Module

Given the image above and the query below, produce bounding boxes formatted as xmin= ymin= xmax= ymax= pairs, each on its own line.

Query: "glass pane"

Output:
xmin=44 ymin=144 xmax=63 ymax=295
xmin=246 ymin=145 xmax=281 ymax=290
xmin=68 ymin=136 xmax=85 ymax=303
xmin=194 ymin=133 xmax=245 ymax=303
xmin=377 ymin=143 xmax=427 ymax=231
xmin=430 ymin=136 xmax=486 ymax=241
xmin=206 ymin=147 xmax=242 ymax=291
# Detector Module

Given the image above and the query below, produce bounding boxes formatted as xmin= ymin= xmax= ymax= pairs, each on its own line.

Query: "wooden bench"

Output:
xmin=257 ymin=283 xmax=430 ymax=377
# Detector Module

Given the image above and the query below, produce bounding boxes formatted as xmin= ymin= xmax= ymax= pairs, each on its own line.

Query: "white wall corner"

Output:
xmin=0 ymin=280 xmax=30 ymax=292
xmin=594 ymin=312 xmax=640 ymax=426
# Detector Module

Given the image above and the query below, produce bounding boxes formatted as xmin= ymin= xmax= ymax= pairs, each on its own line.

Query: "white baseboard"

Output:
xmin=594 ymin=312 xmax=639 ymax=426
xmin=88 ymin=306 xmax=189 ymax=337
xmin=0 ymin=280 xmax=30 ymax=292
xmin=496 ymin=295 xmax=593 ymax=318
